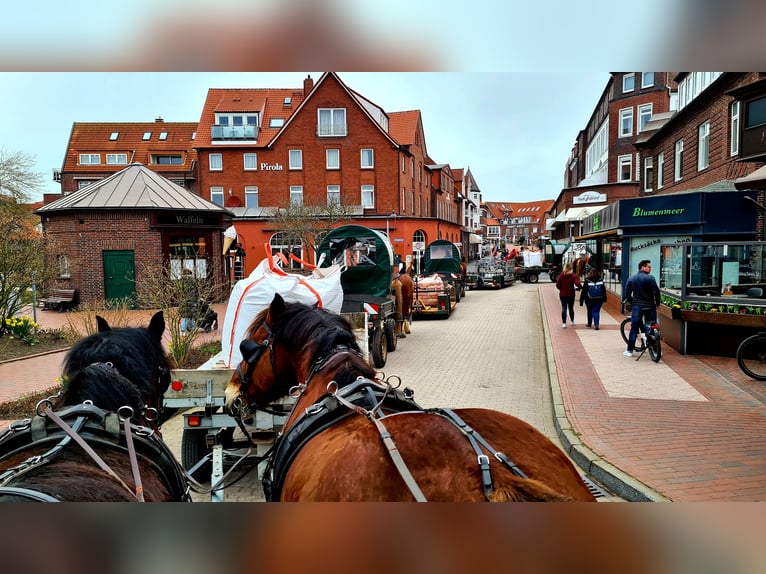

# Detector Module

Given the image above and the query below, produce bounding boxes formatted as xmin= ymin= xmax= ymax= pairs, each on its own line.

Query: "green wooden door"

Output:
xmin=103 ymin=250 xmax=136 ymax=304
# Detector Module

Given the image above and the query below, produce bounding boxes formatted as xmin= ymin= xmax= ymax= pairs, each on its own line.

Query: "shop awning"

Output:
xmin=550 ymin=205 xmax=607 ymax=226
xmin=735 ymin=164 xmax=766 ymax=190
xmin=468 ymin=233 xmax=483 ymax=244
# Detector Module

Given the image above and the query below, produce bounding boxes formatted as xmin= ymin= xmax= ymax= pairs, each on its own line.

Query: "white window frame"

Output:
xmin=619 ymin=107 xmax=633 ymax=137
xmin=290 ymin=186 xmax=303 ymax=206
xmin=641 ymin=72 xmax=654 ymax=88
xmin=361 ymin=185 xmax=375 ymax=209
xmin=731 ymin=101 xmax=740 ymax=156
xmin=327 ymin=185 xmax=341 ymax=206
xmin=361 ymin=148 xmax=374 ymax=169
xmin=674 ymin=139 xmax=684 ymax=181
xmin=269 ymin=118 xmax=285 ymax=128
xmin=142 ymin=132 xmax=151 ymax=141
xmin=622 ymin=73 xmax=635 ymax=93
xmin=79 ymin=153 xmax=100 ymax=165
xmin=698 ymin=120 xmax=710 ymax=170
xmin=109 ymin=132 xmax=119 ymax=141
xmin=326 ymin=149 xmax=340 ymax=170
xmin=210 ymin=186 xmax=224 ymax=206
xmin=643 ymin=157 xmax=654 ymax=193
xmin=289 ymin=149 xmax=303 ymax=170
xmin=618 ymin=154 xmax=632 ymax=182
xmin=58 ymin=255 xmax=71 ymax=279
xmin=209 ymin=153 xmax=222 ymax=171
xmin=244 ymin=153 xmax=258 ymax=170
xmin=106 ymin=153 xmax=128 ymax=165
xmin=657 ymin=152 xmax=664 ymax=189
xmin=317 ymin=108 xmax=347 ymax=136
xmin=245 ymin=186 xmax=258 ymax=208
xmin=638 ymin=103 xmax=653 ymax=132
xmin=159 ymin=132 xmax=167 ymax=141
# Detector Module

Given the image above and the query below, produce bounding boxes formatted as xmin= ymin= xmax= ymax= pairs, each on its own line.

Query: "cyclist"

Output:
xmin=622 ymin=259 xmax=660 ymax=357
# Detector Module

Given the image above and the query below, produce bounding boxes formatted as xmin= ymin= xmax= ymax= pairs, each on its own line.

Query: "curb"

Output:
xmin=0 ymin=346 xmax=71 ymax=366
xmin=538 ymin=289 xmax=670 ymax=502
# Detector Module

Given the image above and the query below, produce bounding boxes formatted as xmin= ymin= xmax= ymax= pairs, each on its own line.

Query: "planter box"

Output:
xmin=659 ymin=304 xmax=766 ymax=356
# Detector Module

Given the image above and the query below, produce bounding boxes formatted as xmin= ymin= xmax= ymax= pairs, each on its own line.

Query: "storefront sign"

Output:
xmin=155 ymin=213 xmax=220 ymax=227
xmin=573 ymin=191 xmax=607 ymax=205
xmin=621 ymin=195 xmax=701 ymax=227
xmin=260 ymin=162 xmax=284 ymax=171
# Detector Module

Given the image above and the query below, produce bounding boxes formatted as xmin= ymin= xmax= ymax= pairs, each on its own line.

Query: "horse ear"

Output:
xmin=96 ymin=316 xmax=111 ymax=332
xmin=270 ymin=293 xmax=286 ymax=317
xmin=147 ymin=311 xmax=165 ymax=340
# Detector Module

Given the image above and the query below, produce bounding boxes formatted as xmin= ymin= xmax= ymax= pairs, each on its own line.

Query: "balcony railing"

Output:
xmin=211 ymin=125 xmax=259 ymax=140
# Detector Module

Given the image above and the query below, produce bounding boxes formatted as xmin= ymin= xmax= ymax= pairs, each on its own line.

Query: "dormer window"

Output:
xmin=212 ymin=113 xmax=259 ymax=140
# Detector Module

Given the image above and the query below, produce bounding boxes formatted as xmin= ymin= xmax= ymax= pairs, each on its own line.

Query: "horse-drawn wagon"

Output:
xmin=316 ymin=224 xmax=399 ymax=368
xmin=412 ymin=240 xmax=464 ymax=318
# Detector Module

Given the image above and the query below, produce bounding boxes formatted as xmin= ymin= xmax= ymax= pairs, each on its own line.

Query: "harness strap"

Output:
xmin=0 ymin=486 xmax=60 ymax=502
xmin=433 ymin=408 xmax=528 ymax=501
xmin=44 ymin=408 xmax=139 ymax=500
xmin=368 ymin=416 xmax=427 ymax=502
xmin=123 ymin=417 xmax=145 ymax=502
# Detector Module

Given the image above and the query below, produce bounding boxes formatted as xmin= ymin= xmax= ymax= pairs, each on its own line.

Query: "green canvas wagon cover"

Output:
xmin=423 ymin=240 xmax=461 ymax=275
xmin=317 ymin=225 xmax=395 ymax=299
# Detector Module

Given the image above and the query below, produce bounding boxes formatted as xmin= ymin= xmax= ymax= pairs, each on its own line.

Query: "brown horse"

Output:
xmin=224 ymin=294 xmax=596 ymax=502
xmin=0 ymin=312 xmax=190 ymax=502
xmin=391 ymin=266 xmax=414 ymax=337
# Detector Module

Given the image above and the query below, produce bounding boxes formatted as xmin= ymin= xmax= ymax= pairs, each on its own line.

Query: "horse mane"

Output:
xmin=251 ymin=300 xmax=376 ymax=387
xmin=56 ymin=363 xmax=145 ymax=413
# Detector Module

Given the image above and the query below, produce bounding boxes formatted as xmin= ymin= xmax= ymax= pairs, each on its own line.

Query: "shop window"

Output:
xmin=270 ymin=232 xmax=303 ymax=269
xmin=168 ymin=234 xmax=208 ymax=279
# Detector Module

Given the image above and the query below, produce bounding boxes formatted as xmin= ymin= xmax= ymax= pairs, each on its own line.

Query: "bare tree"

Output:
xmin=0 ymin=147 xmax=45 ymax=202
xmin=0 ymin=149 xmax=49 ymax=330
xmin=267 ymin=200 xmax=361 ymax=263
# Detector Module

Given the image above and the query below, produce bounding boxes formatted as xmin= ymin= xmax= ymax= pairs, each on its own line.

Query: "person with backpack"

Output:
xmin=580 ymin=267 xmax=607 ymax=329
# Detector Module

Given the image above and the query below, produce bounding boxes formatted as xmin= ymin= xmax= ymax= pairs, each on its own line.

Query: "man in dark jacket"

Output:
xmin=623 ymin=259 xmax=660 ymax=356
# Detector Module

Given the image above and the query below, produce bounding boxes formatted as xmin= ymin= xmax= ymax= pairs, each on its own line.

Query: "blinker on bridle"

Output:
xmin=237 ymin=320 xmax=274 ymax=389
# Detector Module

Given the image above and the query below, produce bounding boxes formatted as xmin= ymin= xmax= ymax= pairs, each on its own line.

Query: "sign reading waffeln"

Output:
xmin=573 ymin=190 xmax=607 ymax=205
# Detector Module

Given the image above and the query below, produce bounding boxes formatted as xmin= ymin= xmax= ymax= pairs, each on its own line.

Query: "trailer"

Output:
xmin=317 ymin=224 xmax=398 ymax=368
xmin=511 ymin=250 xmax=546 ymax=283
xmin=420 ymin=239 xmax=466 ymax=301
xmin=470 ymin=256 xmax=515 ymax=289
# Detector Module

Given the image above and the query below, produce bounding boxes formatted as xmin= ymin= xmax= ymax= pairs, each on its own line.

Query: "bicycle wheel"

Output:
xmin=648 ymin=331 xmax=662 ymax=362
xmin=737 ymin=334 xmax=766 ymax=381
xmin=620 ymin=318 xmax=646 ymax=351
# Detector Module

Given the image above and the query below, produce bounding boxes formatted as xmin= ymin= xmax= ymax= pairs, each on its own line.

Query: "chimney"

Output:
xmin=303 ymin=75 xmax=313 ymax=96
xmin=155 ymin=116 xmax=164 ymax=123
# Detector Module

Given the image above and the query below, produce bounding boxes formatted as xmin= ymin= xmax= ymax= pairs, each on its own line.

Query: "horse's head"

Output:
xmin=58 ymin=311 xmax=171 ymax=428
xmin=224 ymin=293 xmax=374 ymax=421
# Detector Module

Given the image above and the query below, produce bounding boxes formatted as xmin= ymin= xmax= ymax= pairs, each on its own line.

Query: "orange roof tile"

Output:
xmin=388 ymin=110 xmax=420 ymax=146
xmin=62 ymin=122 xmax=198 ymax=172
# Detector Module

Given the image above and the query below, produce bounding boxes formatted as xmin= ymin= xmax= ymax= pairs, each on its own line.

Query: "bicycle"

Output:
xmin=620 ymin=313 xmax=662 ymax=363
xmin=736 ymin=332 xmax=766 ymax=380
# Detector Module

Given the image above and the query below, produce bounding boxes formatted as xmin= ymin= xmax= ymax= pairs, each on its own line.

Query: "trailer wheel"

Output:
xmin=528 ymin=273 xmax=539 ymax=283
xmin=384 ymin=317 xmax=398 ymax=352
xmin=371 ymin=327 xmax=387 ymax=368
xmin=181 ymin=425 xmax=211 ymax=482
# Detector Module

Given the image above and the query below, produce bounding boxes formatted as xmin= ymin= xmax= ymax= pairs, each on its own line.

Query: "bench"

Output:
xmin=39 ymin=288 xmax=78 ymax=311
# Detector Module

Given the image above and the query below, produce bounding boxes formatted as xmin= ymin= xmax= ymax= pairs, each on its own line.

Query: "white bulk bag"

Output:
xmin=221 ymin=256 xmax=343 ymax=367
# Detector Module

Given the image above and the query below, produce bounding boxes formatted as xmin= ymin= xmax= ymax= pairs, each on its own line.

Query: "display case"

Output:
xmin=660 ymin=241 xmax=766 ymax=303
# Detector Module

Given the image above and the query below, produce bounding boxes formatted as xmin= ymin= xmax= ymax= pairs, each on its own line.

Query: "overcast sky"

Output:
xmin=1 ymin=72 xmax=610 ymax=204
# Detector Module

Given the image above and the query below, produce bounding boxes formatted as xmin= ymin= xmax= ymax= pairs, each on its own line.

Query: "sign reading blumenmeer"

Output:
xmin=620 ymin=194 xmax=702 ymax=228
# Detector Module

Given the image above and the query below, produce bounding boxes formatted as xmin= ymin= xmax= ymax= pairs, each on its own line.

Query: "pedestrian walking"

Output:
xmin=622 ymin=259 xmax=660 ymax=356
xmin=556 ymin=262 xmax=581 ymax=328
xmin=580 ymin=267 xmax=607 ymax=329
xmin=180 ymin=268 xmax=198 ymax=334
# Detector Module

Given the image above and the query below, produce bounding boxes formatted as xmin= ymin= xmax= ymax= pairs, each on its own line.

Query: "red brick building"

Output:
xmin=36 ymin=164 xmax=231 ymax=305
xmin=47 ymin=72 xmax=473 ymax=281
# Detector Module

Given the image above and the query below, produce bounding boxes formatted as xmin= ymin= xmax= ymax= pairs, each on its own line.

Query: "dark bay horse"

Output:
xmin=0 ymin=311 xmax=190 ymax=501
xmin=225 ymin=294 xmax=596 ymax=502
